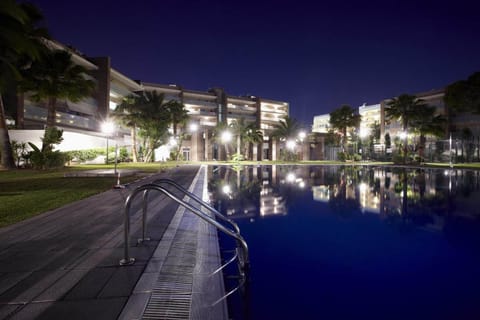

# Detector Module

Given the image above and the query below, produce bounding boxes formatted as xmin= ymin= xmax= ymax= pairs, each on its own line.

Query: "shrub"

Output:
xmin=392 ymin=154 xmax=404 ymax=164
xmin=27 ymin=127 xmax=67 ymax=169
xmin=28 ymin=143 xmax=67 ymax=169
xmin=67 ymin=149 xmax=102 ymax=162
xmin=337 ymin=152 xmax=347 ymax=162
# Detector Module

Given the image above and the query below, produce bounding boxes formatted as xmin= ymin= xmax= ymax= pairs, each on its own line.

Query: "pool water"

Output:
xmin=208 ymin=165 xmax=480 ymax=319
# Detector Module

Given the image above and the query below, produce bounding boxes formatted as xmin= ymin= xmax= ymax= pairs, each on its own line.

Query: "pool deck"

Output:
xmin=0 ymin=165 xmax=227 ymax=319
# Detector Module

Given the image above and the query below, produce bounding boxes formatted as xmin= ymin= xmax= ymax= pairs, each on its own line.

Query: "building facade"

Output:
xmin=7 ymin=40 xmax=289 ymax=161
xmin=140 ymin=83 xmax=289 ymax=161
xmin=312 ymin=88 xmax=480 ymax=160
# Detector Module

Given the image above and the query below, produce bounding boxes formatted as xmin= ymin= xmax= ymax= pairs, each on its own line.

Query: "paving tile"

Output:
xmin=64 ymin=267 xmax=116 ymax=300
xmin=0 ymin=269 xmax=68 ymax=304
xmin=117 ymin=292 xmax=151 ymax=320
xmin=0 ymin=272 xmax=32 ymax=296
xmin=132 ymin=272 xmax=159 ymax=293
xmin=98 ymin=265 xmax=144 ymax=298
xmin=0 ymin=304 xmax=22 ymax=319
xmin=33 ymin=269 xmax=89 ymax=302
xmin=12 ymin=298 xmax=127 ymax=320
xmin=0 ymin=166 xmax=205 ymax=319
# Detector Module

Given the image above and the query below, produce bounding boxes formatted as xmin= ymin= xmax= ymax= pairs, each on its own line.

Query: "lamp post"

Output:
xmin=449 ymin=133 xmax=452 ymax=167
xmin=298 ymin=131 xmax=306 ymax=160
xmin=102 ymin=121 xmax=114 ymax=165
xmin=359 ymin=128 xmax=369 ymax=160
xmin=399 ymin=131 xmax=408 ymax=163
xmin=221 ymin=130 xmax=232 ymax=160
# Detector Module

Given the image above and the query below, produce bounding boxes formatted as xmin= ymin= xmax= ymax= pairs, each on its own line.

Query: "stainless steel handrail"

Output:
xmin=152 ymin=178 xmax=241 ymax=234
xmin=120 ymin=183 xmax=249 ymax=271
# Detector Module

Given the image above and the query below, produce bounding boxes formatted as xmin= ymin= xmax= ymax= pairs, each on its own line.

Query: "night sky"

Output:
xmin=29 ymin=0 xmax=480 ymax=126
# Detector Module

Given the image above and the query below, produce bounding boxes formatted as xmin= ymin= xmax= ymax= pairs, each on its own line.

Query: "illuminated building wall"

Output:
xmin=141 ymin=83 xmax=289 ymax=161
xmin=8 ymin=40 xmax=289 ymax=157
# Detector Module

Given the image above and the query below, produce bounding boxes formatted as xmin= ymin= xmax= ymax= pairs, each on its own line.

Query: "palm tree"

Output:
xmin=385 ymin=94 xmax=426 ymax=163
xmin=244 ymin=122 xmax=263 ymax=160
xmin=164 ymin=100 xmax=189 ymax=160
xmin=0 ymin=0 xmax=48 ymax=169
xmin=136 ymin=91 xmax=170 ymax=162
xmin=230 ymin=118 xmax=252 ymax=160
xmin=329 ymin=105 xmax=361 ymax=153
xmin=112 ymin=94 xmax=144 ymax=162
xmin=410 ymin=104 xmax=446 ymax=161
xmin=212 ymin=121 xmax=231 ymax=160
xmin=271 ymin=116 xmax=301 ymax=141
xmin=271 ymin=116 xmax=301 ymax=160
xmin=20 ymin=50 xmax=95 ymax=129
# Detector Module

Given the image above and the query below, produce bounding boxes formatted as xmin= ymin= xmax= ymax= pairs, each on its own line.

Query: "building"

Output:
xmin=312 ymin=114 xmax=330 ymax=133
xmin=7 ymin=40 xmax=289 ymax=161
xmin=311 ymin=88 xmax=480 ymax=160
xmin=139 ymin=83 xmax=289 ymax=161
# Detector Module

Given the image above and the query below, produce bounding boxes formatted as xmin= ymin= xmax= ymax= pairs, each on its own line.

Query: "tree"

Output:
xmin=385 ymin=94 xmax=426 ymax=163
xmin=135 ymin=91 xmax=170 ymax=162
xmin=271 ymin=116 xmax=301 ymax=141
xmin=410 ymin=104 xmax=446 ymax=161
xmin=212 ymin=121 xmax=231 ymax=160
xmin=244 ymin=122 xmax=263 ymax=160
xmin=230 ymin=117 xmax=252 ymax=160
xmin=112 ymin=94 xmax=144 ymax=162
xmin=444 ymin=72 xmax=480 ymax=135
xmin=20 ymin=50 xmax=95 ymax=129
xmin=329 ymin=105 xmax=361 ymax=153
xmin=164 ymin=100 xmax=189 ymax=160
xmin=271 ymin=116 xmax=302 ymax=161
xmin=444 ymin=72 xmax=480 ymax=114
xmin=0 ymin=0 xmax=48 ymax=169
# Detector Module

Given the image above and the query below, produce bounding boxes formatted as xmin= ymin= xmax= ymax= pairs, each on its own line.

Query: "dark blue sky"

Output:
xmin=30 ymin=0 xmax=480 ymax=126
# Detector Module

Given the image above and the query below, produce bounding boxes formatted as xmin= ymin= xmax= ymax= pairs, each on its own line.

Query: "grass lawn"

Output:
xmin=0 ymin=162 xmax=177 ymax=228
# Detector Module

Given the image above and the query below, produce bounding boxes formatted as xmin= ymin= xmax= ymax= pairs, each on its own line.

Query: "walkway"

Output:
xmin=0 ymin=165 xmax=227 ymax=319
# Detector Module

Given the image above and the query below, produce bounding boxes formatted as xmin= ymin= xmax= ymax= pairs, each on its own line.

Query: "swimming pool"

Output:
xmin=208 ymin=165 xmax=480 ymax=319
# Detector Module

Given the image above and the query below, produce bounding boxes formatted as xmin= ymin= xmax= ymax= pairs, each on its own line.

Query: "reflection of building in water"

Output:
xmin=259 ymin=165 xmax=287 ymax=217
xmin=208 ymin=165 xmax=288 ymax=219
xmin=312 ymin=186 xmax=330 ymax=202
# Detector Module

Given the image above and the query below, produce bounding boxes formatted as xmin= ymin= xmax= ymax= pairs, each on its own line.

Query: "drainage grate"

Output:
xmin=142 ymin=234 xmax=198 ymax=319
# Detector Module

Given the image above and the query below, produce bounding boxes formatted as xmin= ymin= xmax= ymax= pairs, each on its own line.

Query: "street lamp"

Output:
xmin=286 ymin=139 xmax=296 ymax=150
xmin=102 ymin=121 xmax=114 ymax=165
xmin=359 ymin=128 xmax=369 ymax=160
xmin=298 ymin=131 xmax=306 ymax=142
xmin=221 ymin=130 xmax=232 ymax=143
xmin=398 ymin=131 xmax=408 ymax=163
xmin=189 ymin=122 xmax=199 ymax=133
xmin=102 ymin=120 xmax=120 ymax=177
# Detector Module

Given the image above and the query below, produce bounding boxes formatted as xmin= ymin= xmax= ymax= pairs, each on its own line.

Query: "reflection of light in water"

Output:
xmin=286 ymin=173 xmax=296 ymax=182
xmin=222 ymin=184 xmax=232 ymax=195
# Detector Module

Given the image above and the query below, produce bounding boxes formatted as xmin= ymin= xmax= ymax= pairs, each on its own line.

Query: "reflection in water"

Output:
xmin=208 ymin=165 xmax=480 ymax=230
xmin=209 ymin=165 xmax=480 ymax=319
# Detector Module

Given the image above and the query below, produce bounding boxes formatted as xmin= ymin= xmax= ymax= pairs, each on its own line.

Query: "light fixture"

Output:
xmin=221 ymin=130 xmax=232 ymax=143
xmin=286 ymin=140 xmax=296 ymax=150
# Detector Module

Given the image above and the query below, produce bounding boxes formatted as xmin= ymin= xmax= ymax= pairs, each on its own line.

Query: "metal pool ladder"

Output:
xmin=119 ymin=178 xmax=249 ymax=305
